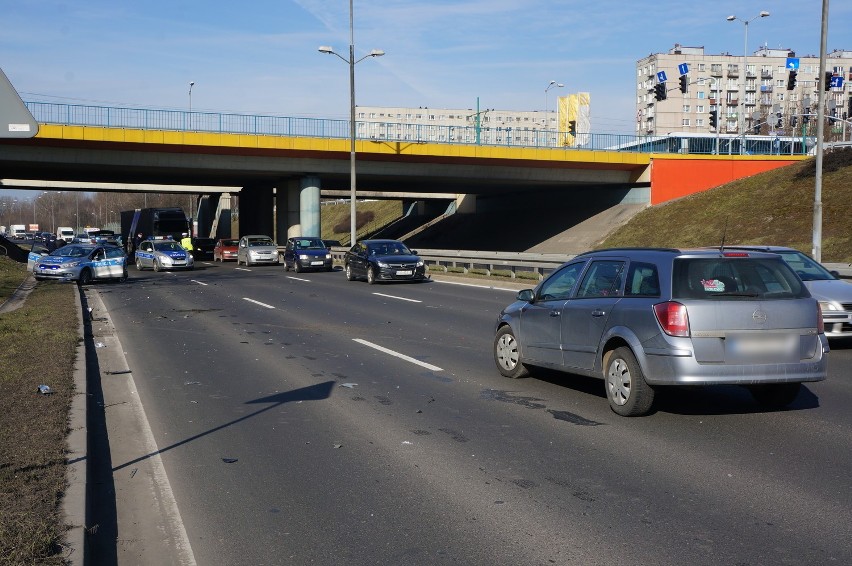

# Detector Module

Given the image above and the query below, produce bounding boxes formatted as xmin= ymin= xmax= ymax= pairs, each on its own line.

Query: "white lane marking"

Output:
xmin=353 ymin=338 xmax=443 ymax=371
xmin=191 ymin=280 xmax=208 ymax=286
xmin=286 ymin=276 xmax=311 ymax=282
xmin=433 ymin=279 xmax=525 ymax=292
xmin=243 ymin=297 xmax=275 ymax=309
xmin=372 ymin=292 xmax=421 ymax=303
xmin=235 ymin=267 xmax=251 ymax=271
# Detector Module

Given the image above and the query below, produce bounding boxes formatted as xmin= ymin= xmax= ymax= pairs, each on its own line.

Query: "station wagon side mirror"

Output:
xmin=517 ymin=289 xmax=535 ymax=302
xmin=830 ymin=270 xmax=840 ymax=278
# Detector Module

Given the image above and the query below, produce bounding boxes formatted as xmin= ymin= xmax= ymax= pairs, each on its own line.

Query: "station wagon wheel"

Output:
xmin=78 ymin=268 xmax=93 ymax=286
xmin=136 ymin=257 xmax=144 ymax=271
xmin=367 ymin=266 xmax=376 ymax=284
xmin=493 ymin=326 xmax=529 ymax=379
xmin=153 ymin=260 xmax=161 ymax=272
xmin=345 ymin=264 xmax=354 ymax=281
xmin=605 ymin=346 xmax=654 ymax=417
xmin=294 ymin=261 xmax=302 ymax=273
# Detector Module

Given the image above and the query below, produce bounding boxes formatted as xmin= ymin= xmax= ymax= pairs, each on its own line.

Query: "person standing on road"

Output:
xmin=180 ymin=233 xmax=194 ymax=252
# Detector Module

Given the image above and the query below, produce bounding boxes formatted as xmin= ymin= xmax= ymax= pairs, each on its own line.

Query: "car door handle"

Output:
xmin=591 ymin=309 xmax=606 ymax=317
xmin=549 ymin=310 xmax=561 ymax=317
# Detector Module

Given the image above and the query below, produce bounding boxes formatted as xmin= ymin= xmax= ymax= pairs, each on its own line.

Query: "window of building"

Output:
xmin=682 ymin=105 xmax=691 ymax=112
xmin=697 ymin=91 xmax=706 ymax=99
xmin=696 ymin=118 xmax=704 ymax=127
xmin=698 ymin=63 xmax=706 ymax=72
xmin=696 ymin=105 xmax=705 ymax=113
xmin=682 ymin=119 xmax=690 ymax=126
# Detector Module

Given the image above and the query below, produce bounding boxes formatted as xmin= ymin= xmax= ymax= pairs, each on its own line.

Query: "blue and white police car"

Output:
xmin=135 ymin=237 xmax=195 ymax=272
xmin=31 ymin=244 xmax=128 ymax=284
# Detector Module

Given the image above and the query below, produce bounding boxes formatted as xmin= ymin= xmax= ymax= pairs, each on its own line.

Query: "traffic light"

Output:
xmin=709 ymin=110 xmax=718 ymax=129
xmin=803 ymin=108 xmax=810 ymax=124
xmin=775 ymin=113 xmax=782 ymax=128
xmin=753 ymin=124 xmax=760 ymax=135
xmin=679 ymin=75 xmax=688 ymax=94
xmin=786 ymin=70 xmax=797 ymax=91
xmin=791 ymin=115 xmax=798 ymax=127
xmin=568 ymin=120 xmax=577 ymax=136
xmin=848 ymin=97 xmax=852 ymax=119
xmin=825 ymin=71 xmax=833 ymax=91
xmin=654 ymin=83 xmax=667 ymax=101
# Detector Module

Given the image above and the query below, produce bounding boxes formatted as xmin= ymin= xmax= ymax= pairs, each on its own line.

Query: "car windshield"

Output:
xmin=368 ymin=242 xmax=412 ymax=256
xmin=221 ymin=240 xmax=239 ymax=246
xmin=294 ymin=238 xmax=325 ymax=250
xmin=775 ymin=250 xmax=836 ymax=281
xmin=154 ymin=242 xmax=184 ymax=252
xmin=672 ymin=257 xmax=808 ymax=299
xmin=50 ymin=246 xmax=92 ymax=258
xmin=248 ymin=239 xmax=274 ymax=247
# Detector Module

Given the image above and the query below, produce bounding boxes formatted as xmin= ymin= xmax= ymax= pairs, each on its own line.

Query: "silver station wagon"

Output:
xmin=494 ymin=248 xmax=829 ymax=417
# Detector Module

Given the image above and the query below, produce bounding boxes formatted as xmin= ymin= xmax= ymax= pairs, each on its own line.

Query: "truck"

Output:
xmin=56 ymin=227 xmax=75 ymax=243
xmin=10 ymin=224 xmax=26 ymax=239
xmin=121 ymin=208 xmax=190 ymax=254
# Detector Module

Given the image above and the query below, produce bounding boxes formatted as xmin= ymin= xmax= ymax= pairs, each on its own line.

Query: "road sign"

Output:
xmin=786 ymin=57 xmax=800 ymax=70
xmin=678 ymin=63 xmax=689 ymax=76
xmin=830 ymin=75 xmax=844 ymax=89
xmin=0 ymin=67 xmax=38 ymax=138
xmin=657 ymin=71 xmax=668 ymax=83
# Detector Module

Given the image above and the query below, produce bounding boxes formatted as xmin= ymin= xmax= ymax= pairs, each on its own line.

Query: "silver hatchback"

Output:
xmin=494 ymin=248 xmax=829 ymax=417
xmin=237 ymin=235 xmax=279 ymax=266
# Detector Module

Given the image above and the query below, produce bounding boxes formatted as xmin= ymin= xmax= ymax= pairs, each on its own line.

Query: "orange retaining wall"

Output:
xmin=650 ymin=158 xmax=800 ymax=205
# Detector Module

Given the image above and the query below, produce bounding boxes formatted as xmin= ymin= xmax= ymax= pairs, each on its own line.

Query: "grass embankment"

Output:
xmin=602 ymin=148 xmax=852 ymax=262
xmin=321 ymin=200 xmax=404 ymax=244
xmin=0 ymin=258 xmax=79 ymax=565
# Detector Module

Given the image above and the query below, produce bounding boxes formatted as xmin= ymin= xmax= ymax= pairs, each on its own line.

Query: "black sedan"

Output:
xmin=343 ymin=239 xmax=427 ymax=284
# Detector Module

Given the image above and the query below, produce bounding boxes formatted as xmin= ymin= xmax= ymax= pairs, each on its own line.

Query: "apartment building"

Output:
xmin=637 ymin=44 xmax=852 ymax=137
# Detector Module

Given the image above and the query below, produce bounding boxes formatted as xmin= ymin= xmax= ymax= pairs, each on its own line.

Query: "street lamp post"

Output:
xmin=188 ymin=81 xmax=195 ymax=130
xmin=727 ymin=11 xmax=770 ymax=154
xmin=544 ymin=80 xmax=564 ymax=139
xmin=319 ymin=0 xmax=384 ymax=247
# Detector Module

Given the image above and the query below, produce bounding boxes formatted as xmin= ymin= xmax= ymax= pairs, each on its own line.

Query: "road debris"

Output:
xmin=37 ymin=384 xmax=53 ymax=395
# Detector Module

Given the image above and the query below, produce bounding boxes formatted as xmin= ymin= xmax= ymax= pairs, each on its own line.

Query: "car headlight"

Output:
xmin=416 ymin=260 xmax=424 ymax=267
xmin=299 ymin=254 xmax=309 ymax=260
xmin=325 ymin=253 xmax=332 ymax=259
xmin=160 ymin=255 xmax=174 ymax=265
xmin=819 ymin=301 xmax=840 ymax=312
xmin=377 ymin=261 xmax=389 ymax=268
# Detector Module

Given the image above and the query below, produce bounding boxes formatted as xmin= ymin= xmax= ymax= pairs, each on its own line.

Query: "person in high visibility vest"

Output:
xmin=180 ymin=233 xmax=194 ymax=251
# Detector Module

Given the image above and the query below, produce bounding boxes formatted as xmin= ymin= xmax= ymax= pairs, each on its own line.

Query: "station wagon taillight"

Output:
xmin=653 ymin=301 xmax=690 ymax=337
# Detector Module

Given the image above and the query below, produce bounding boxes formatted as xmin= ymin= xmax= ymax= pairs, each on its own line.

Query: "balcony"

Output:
xmin=760 ymin=85 xmax=773 ymax=92
xmin=710 ymin=68 xmax=723 ymax=76
xmin=761 ymin=71 xmax=773 ymax=79
xmin=727 ymin=69 xmax=739 ymax=78
xmin=745 ymin=83 xmax=757 ymax=91
xmin=727 ymin=99 xmax=739 ymax=106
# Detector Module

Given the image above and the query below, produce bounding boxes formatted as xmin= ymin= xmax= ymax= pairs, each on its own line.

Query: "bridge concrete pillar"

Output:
xmin=456 ymin=193 xmax=476 ymax=214
xmin=238 ymin=185 xmax=274 ymax=238
xmin=195 ymin=194 xmax=215 ymax=237
xmin=299 ymin=175 xmax=321 ymax=237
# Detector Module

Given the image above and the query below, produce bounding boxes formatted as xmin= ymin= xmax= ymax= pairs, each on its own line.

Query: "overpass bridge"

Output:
xmin=0 ymin=101 xmax=808 ymax=248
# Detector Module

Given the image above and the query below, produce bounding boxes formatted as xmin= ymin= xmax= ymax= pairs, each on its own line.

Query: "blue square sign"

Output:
xmin=657 ymin=71 xmax=668 ymax=83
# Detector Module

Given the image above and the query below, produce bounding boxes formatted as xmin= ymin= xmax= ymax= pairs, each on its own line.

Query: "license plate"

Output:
xmin=311 ymin=261 xmax=324 ymax=266
xmin=726 ymin=333 xmax=798 ymax=363
xmin=396 ymin=270 xmax=413 ymax=276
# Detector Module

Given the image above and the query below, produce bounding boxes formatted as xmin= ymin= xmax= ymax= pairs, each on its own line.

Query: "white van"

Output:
xmin=56 ymin=227 xmax=75 ymax=243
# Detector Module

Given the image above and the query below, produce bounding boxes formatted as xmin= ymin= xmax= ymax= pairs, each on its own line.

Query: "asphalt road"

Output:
xmin=88 ymin=261 xmax=852 ymax=566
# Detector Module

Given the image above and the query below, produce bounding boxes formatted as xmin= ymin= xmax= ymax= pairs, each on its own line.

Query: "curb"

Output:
xmin=62 ymin=285 xmax=88 ymax=565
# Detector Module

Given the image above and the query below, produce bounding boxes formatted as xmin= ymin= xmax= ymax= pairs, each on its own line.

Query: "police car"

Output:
xmin=134 ymin=237 xmax=195 ymax=272
xmin=31 ymin=244 xmax=128 ymax=284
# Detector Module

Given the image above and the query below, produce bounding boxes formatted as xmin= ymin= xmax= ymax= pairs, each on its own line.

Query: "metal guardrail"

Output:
xmin=325 ymin=247 xmax=852 ymax=282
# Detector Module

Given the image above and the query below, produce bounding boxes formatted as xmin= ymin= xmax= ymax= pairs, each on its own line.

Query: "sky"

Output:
xmin=1 ymin=1 xmax=850 ymax=141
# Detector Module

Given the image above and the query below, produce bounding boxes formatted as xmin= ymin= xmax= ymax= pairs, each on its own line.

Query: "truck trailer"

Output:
xmin=121 ymin=208 xmax=190 ymax=255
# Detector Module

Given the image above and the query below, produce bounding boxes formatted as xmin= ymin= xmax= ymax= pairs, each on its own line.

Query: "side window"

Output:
xmin=538 ymin=261 xmax=585 ymax=301
xmin=576 ymin=260 xmax=626 ymax=298
xmin=625 ymin=262 xmax=661 ymax=297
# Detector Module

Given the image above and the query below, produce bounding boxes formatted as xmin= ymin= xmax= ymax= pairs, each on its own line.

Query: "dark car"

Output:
xmin=343 ymin=239 xmax=427 ymax=284
xmin=191 ymin=237 xmax=217 ymax=261
xmin=322 ymin=239 xmax=342 ymax=249
xmin=494 ymin=247 xmax=829 ymax=417
xmin=283 ymin=237 xmax=333 ymax=272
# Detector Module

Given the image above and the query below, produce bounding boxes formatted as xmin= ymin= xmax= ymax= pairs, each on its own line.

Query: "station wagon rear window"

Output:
xmin=672 ymin=257 xmax=807 ymax=300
